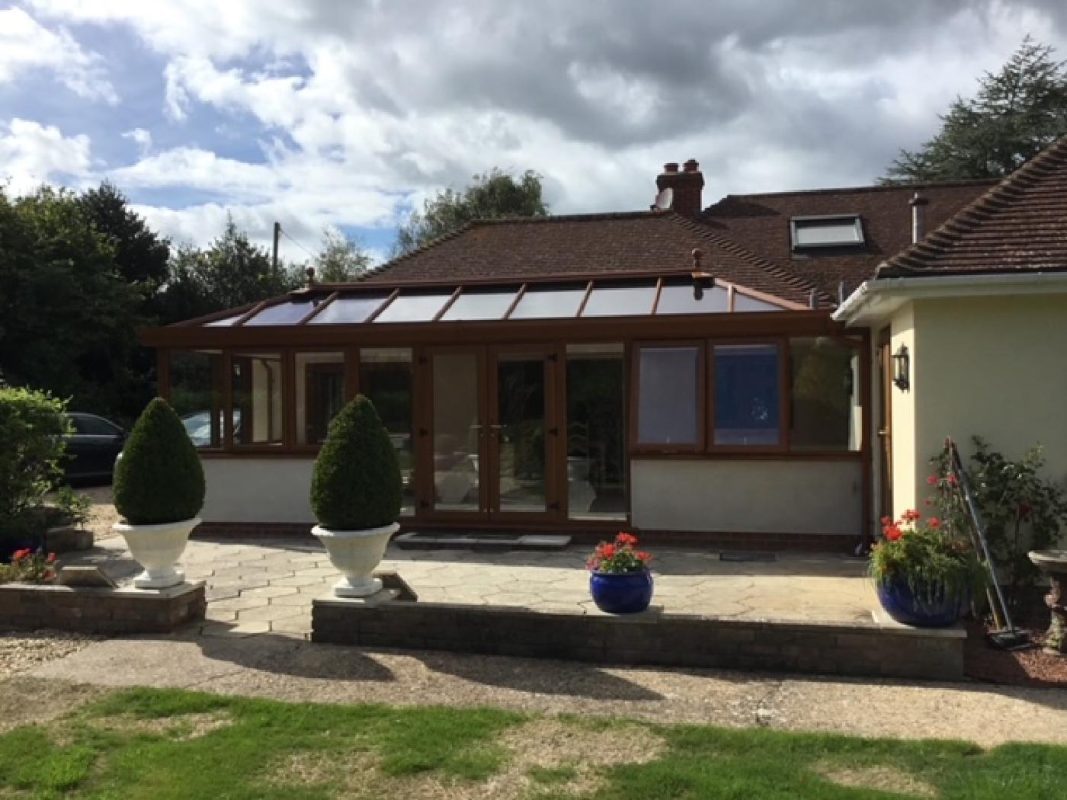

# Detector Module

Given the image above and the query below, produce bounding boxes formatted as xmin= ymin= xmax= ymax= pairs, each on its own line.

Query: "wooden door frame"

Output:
xmin=417 ymin=345 xmax=564 ymax=524
xmin=876 ymin=327 xmax=893 ymax=524
xmin=486 ymin=344 xmax=562 ymax=524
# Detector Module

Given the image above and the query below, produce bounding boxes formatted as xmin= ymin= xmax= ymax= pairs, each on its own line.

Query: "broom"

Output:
xmin=946 ymin=439 xmax=1032 ymax=651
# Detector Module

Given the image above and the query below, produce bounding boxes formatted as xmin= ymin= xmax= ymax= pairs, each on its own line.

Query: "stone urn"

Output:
xmin=114 ymin=517 xmax=200 ymax=589
xmin=1028 ymin=549 xmax=1067 ymax=655
xmin=313 ymin=522 xmax=398 ymax=597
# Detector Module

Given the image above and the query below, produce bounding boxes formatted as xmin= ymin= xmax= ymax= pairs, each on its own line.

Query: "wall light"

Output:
xmin=892 ymin=344 xmax=910 ymax=391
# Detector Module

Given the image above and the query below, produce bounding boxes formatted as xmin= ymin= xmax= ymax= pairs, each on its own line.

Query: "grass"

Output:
xmin=0 ymin=687 xmax=1065 ymax=798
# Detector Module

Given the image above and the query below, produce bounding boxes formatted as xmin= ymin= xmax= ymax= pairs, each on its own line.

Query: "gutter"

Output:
xmin=833 ymin=271 xmax=1067 ymax=325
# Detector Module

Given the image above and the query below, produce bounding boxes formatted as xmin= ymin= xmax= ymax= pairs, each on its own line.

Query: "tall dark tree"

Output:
xmin=0 ymin=186 xmax=144 ymax=417
xmin=156 ymin=216 xmax=302 ymax=321
xmin=882 ymin=38 xmax=1067 ymax=184
xmin=314 ymin=227 xmax=371 ymax=282
xmin=395 ymin=168 xmax=548 ymax=255
xmin=79 ymin=182 xmax=170 ymax=285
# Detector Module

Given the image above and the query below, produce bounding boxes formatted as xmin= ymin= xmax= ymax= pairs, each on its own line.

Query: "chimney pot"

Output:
xmin=909 ymin=191 xmax=928 ymax=243
xmin=663 ymin=162 xmax=679 ymax=173
xmin=683 ymin=159 xmax=700 ymax=173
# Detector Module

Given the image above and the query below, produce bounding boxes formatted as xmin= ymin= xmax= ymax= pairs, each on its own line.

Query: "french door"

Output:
xmin=419 ymin=346 xmax=560 ymax=522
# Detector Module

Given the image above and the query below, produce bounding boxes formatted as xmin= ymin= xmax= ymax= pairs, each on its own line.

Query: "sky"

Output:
xmin=2 ymin=1 xmax=1067 ymax=264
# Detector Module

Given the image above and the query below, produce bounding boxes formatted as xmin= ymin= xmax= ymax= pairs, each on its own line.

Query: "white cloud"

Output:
xmin=14 ymin=0 xmax=1067 ymax=250
xmin=121 ymin=127 xmax=152 ymax=156
xmin=0 ymin=118 xmax=92 ymax=196
xmin=0 ymin=7 xmax=117 ymax=103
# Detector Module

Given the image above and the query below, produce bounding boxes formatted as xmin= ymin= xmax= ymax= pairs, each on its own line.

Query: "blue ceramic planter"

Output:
xmin=590 ymin=569 xmax=654 ymax=614
xmin=876 ymin=578 xmax=966 ymax=628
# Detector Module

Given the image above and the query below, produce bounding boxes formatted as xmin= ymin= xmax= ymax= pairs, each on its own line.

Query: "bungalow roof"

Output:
xmin=878 ymin=135 xmax=1067 ymax=278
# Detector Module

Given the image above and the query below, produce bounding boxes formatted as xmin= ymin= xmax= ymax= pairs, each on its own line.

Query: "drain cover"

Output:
xmin=719 ymin=551 xmax=777 ymax=563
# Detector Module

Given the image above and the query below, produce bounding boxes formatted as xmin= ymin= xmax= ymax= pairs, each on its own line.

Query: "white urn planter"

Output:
xmin=113 ymin=517 xmax=200 ymax=589
xmin=313 ymin=521 xmax=398 ymax=597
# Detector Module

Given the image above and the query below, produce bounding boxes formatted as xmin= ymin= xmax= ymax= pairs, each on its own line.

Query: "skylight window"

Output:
xmin=790 ymin=215 xmax=864 ymax=249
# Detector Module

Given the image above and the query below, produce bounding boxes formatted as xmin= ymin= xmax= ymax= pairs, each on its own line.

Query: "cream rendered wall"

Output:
xmin=889 ymin=303 xmax=918 ymax=515
xmin=202 ymin=458 xmax=316 ymax=524
xmin=630 ymin=459 xmax=862 ymax=535
xmin=901 ymin=294 xmax=1067 ymax=514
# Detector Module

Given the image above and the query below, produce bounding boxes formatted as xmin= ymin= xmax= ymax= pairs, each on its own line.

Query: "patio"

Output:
xmin=74 ymin=535 xmax=876 ymax=639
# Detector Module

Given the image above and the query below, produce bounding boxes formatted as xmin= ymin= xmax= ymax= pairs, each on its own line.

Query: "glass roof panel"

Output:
xmin=308 ymin=295 xmax=389 ymax=324
xmin=243 ymin=301 xmax=316 ymax=326
xmin=439 ymin=288 xmax=517 ymax=321
xmin=581 ymin=283 xmax=656 ymax=317
xmin=656 ymin=281 xmax=730 ymax=315
xmin=373 ymin=291 xmax=452 ymax=323
xmin=508 ymin=285 xmax=587 ymax=319
xmin=733 ymin=292 xmax=785 ymax=312
xmin=204 ymin=314 xmax=243 ymax=327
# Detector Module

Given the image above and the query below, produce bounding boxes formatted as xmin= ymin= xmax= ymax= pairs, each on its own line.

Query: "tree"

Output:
xmin=882 ymin=38 xmax=1067 ymax=184
xmin=79 ymin=182 xmax=170 ymax=286
xmin=156 ymin=216 xmax=303 ymax=321
xmin=394 ymin=168 xmax=548 ymax=255
xmin=314 ymin=227 xmax=371 ymax=282
xmin=0 ymin=186 xmax=144 ymax=417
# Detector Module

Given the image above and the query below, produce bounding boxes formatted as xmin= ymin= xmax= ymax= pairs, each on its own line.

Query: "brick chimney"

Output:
xmin=655 ymin=159 xmax=704 ymax=218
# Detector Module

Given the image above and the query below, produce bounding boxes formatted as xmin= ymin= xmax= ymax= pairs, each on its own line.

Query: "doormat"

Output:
xmin=395 ymin=532 xmax=571 ymax=551
xmin=719 ymin=551 xmax=777 ymax=562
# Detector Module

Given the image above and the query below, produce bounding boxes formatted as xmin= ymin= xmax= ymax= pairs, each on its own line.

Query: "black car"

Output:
xmin=64 ymin=412 xmax=126 ymax=483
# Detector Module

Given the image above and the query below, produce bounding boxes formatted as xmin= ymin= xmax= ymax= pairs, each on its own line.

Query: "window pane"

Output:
xmin=636 ymin=346 xmax=700 ymax=446
xmin=656 ymin=281 xmax=729 ymax=315
xmin=790 ymin=338 xmax=861 ymax=451
xmin=567 ymin=344 xmax=627 ymax=519
xmin=205 ymin=314 xmax=243 ymax=327
xmin=308 ymin=295 xmax=389 ymax=324
xmin=171 ymin=350 xmax=224 ymax=448
xmin=496 ymin=354 xmax=547 ymax=512
xmin=373 ymin=292 xmax=451 ymax=323
xmin=734 ymin=293 xmax=786 ymax=313
xmin=296 ymin=352 xmax=345 ymax=445
xmin=582 ymin=284 xmax=656 ymax=317
xmin=244 ymin=301 xmax=314 ymax=326
xmin=360 ymin=348 xmax=415 ymax=515
xmin=440 ymin=289 xmax=517 ymax=321
xmin=430 ymin=352 xmax=480 ymax=511
xmin=509 ymin=286 xmax=587 ymax=319
xmin=792 ymin=216 xmax=863 ymax=247
xmin=713 ymin=344 xmax=780 ymax=446
xmin=231 ymin=352 xmax=284 ymax=446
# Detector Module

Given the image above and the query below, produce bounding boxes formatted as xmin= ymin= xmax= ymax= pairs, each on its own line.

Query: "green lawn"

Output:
xmin=1 ymin=687 xmax=1064 ymax=799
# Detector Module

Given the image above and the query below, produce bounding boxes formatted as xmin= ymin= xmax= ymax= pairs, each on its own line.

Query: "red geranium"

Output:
xmin=586 ymin=532 xmax=652 ymax=574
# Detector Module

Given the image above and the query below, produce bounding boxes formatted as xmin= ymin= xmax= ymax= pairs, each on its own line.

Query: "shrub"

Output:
xmin=930 ymin=437 xmax=1067 ymax=600
xmin=0 ymin=387 xmax=70 ymax=523
xmin=311 ymin=395 xmax=401 ymax=530
xmin=113 ymin=398 xmax=205 ymax=525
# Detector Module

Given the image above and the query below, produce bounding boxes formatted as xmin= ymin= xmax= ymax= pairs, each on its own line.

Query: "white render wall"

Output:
xmin=630 ymin=459 xmax=862 ymax=535
xmin=202 ymin=458 xmax=316 ymax=524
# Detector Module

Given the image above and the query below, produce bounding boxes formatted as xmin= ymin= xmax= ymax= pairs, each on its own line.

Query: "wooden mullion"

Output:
xmin=575 ymin=280 xmax=595 ymax=318
xmin=503 ymin=283 xmax=527 ymax=320
xmin=365 ymin=288 xmax=399 ymax=322
xmin=299 ymin=291 xmax=338 ymax=325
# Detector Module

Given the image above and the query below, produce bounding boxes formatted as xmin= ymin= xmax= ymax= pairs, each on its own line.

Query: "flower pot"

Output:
xmin=875 ymin=577 xmax=967 ymax=627
xmin=313 ymin=522 xmax=398 ymax=598
xmin=589 ymin=569 xmax=654 ymax=614
xmin=113 ymin=517 xmax=200 ymax=589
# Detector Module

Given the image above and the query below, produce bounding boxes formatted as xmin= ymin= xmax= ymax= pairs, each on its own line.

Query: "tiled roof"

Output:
xmin=878 ymin=135 xmax=1067 ymax=277
xmin=364 ymin=211 xmax=831 ymax=307
xmin=701 ymin=181 xmax=995 ymax=298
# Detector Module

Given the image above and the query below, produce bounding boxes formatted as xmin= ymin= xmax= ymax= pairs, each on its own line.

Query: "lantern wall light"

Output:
xmin=892 ymin=344 xmax=910 ymax=391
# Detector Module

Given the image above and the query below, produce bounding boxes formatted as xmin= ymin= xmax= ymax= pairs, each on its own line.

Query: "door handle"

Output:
xmin=877 ymin=429 xmax=889 ymax=437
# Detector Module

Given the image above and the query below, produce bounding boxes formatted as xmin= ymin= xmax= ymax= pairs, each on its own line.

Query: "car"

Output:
xmin=181 ymin=409 xmax=240 ymax=447
xmin=63 ymin=412 xmax=126 ymax=483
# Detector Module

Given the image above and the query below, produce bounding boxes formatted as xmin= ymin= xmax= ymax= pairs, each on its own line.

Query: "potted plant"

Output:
xmin=586 ymin=531 xmax=654 ymax=614
xmin=112 ymin=398 xmax=205 ymax=589
xmin=311 ymin=395 xmax=402 ymax=598
xmin=870 ymin=510 xmax=983 ymax=627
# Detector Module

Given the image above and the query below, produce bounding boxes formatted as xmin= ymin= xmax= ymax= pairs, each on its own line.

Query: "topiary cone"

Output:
xmin=311 ymin=395 xmax=401 ymax=530
xmin=114 ymin=397 xmax=205 ymax=525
